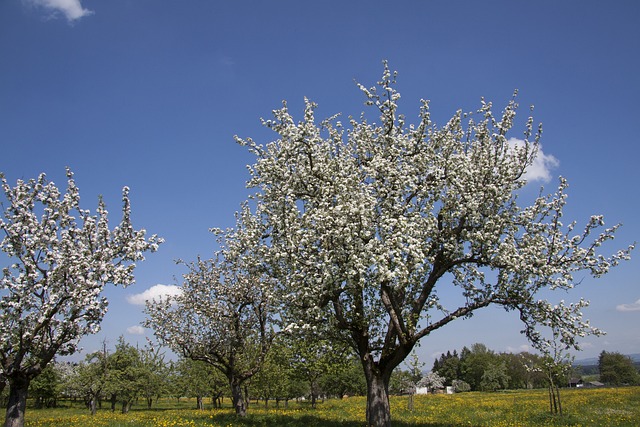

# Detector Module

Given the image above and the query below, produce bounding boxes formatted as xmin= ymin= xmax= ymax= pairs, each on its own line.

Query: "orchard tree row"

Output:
xmin=0 ymin=335 xmax=367 ymax=412
xmin=1 ymin=63 xmax=633 ymax=427
xmin=9 ymin=338 xmax=637 ymax=416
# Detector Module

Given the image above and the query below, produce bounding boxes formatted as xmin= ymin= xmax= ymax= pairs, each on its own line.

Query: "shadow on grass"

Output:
xmin=200 ymin=412 xmax=460 ymax=427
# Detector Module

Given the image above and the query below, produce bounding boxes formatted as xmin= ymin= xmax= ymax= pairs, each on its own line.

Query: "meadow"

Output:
xmin=23 ymin=387 xmax=640 ymax=427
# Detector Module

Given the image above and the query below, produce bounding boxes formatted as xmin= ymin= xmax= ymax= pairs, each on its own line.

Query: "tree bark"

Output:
xmin=4 ymin=374 xmax=30 ymax=427
xmin=230 ymin=379 xmax=246 ymax=416
xmin=363 ymin=363 xmax=392 ymax=427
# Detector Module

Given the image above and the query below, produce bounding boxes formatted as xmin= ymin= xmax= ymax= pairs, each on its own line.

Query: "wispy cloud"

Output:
xmin=27 ymin=0 xmax=93 ymax=22
xmin=616 ymin=298 xmax=640 ymax=312
xmin=506 ymin=344 xmax=530 ymax=353
xmin=126 ymin=325 xmax=145 ymax=335
xmin=126 ymin=284 xmax=182 ymax=306
xmin=508 ymin=138 xmax=559 ymax=183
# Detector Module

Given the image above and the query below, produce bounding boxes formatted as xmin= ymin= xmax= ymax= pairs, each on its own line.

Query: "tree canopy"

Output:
xmin=0 ymin=169 xmax=161 ymax=427
xmin=144 ymin=207 xmax=276 ymax=417
xmin=599 ymin=351 xmax=640 ymax=386
xmin=235 ymin=63 xmax=633 ymax=427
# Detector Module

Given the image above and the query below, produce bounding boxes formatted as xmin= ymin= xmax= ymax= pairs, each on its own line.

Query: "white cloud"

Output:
xmin=506 ymin=344 xmax=530 ymax=353
xmin=27 ymin=0 xmax=93 ymax=22
xmin=126 ymin=284 xmax=182 ymax=306
xmin=616 ymin=298 xmax=640 ymax=312
xmin=126 ymin=325 xmax=145 ymax=335
xmin=508 ymin=138 xmax=559 ymax=183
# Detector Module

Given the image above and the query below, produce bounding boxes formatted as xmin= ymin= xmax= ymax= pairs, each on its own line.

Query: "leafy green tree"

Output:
xmin=479 ymin=361 xmax=509 ymax=391
xmin=319 ymin=356 xmax=366 ymax=398
xmin=286 ymin=331 xmax=350 ymax=408
xmin=0 ymin=170 xmax=161 ymax=427
xmin=68 ymin=344 xmax=111 ymax=415
xmin=250 ymin=343 xmax=289 ymax=407
xmin=105 ymin=337 xmax=144 ymax=414
xmin=433 ymin=351 xmax=460 ymax=386
xmin=138 ymin=340 xmax=168 ymax=409
xmin=170 ymin=358 xmax=227 ymax=410
xmin=502 ymin=352 xmax=546 ymax=389
xmin=459 ymin=344 xmax=493 ymax=390
xmin=28 ymin=364 xmax=61 ymax=409
xmin=599 ymin=351 xmax=640 ymax=386
xmin=237 ymin=63 xmax=633 ymax=427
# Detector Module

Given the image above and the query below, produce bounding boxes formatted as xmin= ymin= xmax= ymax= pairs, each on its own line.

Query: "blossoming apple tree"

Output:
xmin=0 ymin=169 xmax=161 ymax=427
xmin=236 ymin=63 xmax=634 ymax=427
xmin=144 ymin=207 xmax=276 ymax=417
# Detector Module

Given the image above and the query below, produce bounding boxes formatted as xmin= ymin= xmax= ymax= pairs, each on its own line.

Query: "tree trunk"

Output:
xmin=555 ymin=384 xmax=563 ymax=416
xmin=4 ymin=375 xmax=30 ymax=427
xmin=196 ymin=395 xmax=204 ymax=410
xmin=230 ymin=380 xmax=246 ymax=416
xmin=311 ymin=391 xmax=317 ymax=409
xmin=363 ymin=365 xmax=392 ymax=427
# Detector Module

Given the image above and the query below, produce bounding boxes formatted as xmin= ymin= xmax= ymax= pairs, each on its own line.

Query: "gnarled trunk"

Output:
xmin=362 ymin=361 xmax=392 ymax=427
xmin=4 ymin=374 xmax=30 ymax=427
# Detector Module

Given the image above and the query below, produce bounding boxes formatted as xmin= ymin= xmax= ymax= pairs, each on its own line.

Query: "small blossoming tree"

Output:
xmin=0 ymin=169 xmax=161 ymax=427
xmin=418 ymin=371 xmax=446 ymax=393
xmin=144 ymin=207 xmax=276 ymax=417
xmin=236 ymin=63 xmax=634 ymax=427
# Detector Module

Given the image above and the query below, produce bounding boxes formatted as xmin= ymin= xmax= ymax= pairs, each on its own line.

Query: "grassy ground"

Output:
xmin=23 ymin=387 xmax=640 ymax=427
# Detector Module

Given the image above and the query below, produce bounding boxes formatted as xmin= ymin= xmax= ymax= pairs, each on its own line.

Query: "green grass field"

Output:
xmin=22 ymin=387 xmax=640 ymax=426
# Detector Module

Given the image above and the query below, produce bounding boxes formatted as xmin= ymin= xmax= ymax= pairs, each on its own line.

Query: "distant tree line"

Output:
xmin=427 ymin=343 xmax=548 ymax=391
xmin=393 ymin=344 xmax=640 ymax=394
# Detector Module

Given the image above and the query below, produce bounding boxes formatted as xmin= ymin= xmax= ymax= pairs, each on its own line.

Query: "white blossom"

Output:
xmin=0 ymin=168 xmax=161 ymax=396
xmin=144 ymin=205 xmax=276 ymax=416
xmin=236 ymin=63 xmax=634 ymax=424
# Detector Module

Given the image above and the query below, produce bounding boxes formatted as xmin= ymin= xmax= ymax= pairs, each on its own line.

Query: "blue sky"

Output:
xmin=1 ymin=0 xmax=638 ymax=364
